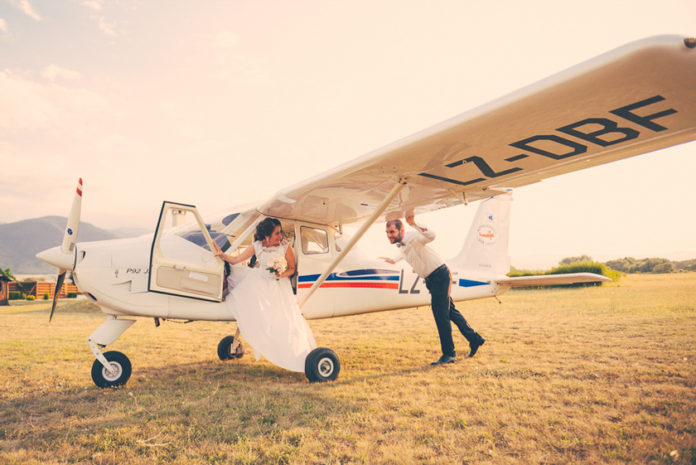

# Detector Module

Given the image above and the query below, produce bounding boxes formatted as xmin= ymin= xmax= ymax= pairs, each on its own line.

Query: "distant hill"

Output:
xmin=0 ymin=217 xmax=150 ymax=274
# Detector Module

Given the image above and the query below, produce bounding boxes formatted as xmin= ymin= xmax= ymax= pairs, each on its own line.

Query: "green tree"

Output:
xmin=559 ymin=255 xmax=593 ymax=266
xmin=652 ymin=262 xmax=674 ymax=273
xmin=0 ymin=268 xmax=19 ymax=306
xmin=0 ymin=267 xmax=18 ymax=283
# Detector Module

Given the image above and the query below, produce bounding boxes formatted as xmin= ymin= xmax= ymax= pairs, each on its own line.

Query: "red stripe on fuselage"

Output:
xmin=297 ymin=282 xmax=398 ymax=289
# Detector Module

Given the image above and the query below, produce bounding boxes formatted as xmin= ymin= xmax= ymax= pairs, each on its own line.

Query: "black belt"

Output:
xmin=425 ymin=264 xmax=448 ymax=282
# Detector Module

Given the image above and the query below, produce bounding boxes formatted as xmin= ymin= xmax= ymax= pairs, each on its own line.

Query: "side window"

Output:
xmin=300 ymin=226 xmax=329 ymax=255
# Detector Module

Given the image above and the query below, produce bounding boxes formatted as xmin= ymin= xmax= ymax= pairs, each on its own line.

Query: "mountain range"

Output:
xmin=0 ymin=217 xmax=150 ymax=274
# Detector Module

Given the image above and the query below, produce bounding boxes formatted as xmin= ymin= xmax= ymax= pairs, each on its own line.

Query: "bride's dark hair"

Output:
xmin=254 ymin=217 xmax=282 ymax=241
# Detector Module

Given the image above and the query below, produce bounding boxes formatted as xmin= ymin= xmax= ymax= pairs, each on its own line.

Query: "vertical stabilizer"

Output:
xmin=448 ymin=191 xmax=512 ymax=275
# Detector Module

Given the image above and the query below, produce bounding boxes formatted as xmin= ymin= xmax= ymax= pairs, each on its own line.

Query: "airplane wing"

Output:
xmin=259 ymin=35 xmax=696 ymax=227
xmin=496 ymin=273 xmax=611 ymax=288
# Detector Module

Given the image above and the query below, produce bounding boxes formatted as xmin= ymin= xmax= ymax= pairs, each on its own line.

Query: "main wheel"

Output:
xmin=305 ymin=348 xmax=340 ymax=382
xmin=91 ymin=351 xmax=132 ymax=388
xmin=217 ymin=335 xmax=244 ymax=361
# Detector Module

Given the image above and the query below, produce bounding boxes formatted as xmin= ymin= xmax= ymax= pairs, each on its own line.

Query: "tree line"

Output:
xmin=511 ymin=255 xmax=696 ymax=279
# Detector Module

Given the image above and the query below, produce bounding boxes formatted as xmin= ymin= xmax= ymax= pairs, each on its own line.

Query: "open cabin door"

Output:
xmin=149 ymin=201 xmax=225 ymax=302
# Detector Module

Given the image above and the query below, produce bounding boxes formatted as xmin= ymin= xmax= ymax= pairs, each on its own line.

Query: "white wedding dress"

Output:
xmin=225 ymin=240 xmax=316 ymax=372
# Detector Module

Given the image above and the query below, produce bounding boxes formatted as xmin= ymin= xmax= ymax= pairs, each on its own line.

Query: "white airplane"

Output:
xmin=36 ymin=35 xmax=696 ymax=387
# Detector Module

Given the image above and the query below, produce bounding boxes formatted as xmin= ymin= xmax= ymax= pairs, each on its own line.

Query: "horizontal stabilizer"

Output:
xmin=497 ymin=273 xmax=610 ymax=288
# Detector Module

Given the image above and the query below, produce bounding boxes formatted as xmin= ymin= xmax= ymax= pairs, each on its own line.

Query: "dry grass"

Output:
xmin=1 ymin=273 xmax=694 ymax=464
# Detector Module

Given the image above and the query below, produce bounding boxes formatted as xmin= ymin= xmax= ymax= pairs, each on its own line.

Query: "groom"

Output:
xmin=381 ymin=215 xmax=485 ymax=365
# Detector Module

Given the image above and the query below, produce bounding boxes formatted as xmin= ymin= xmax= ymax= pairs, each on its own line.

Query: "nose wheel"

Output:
xmin=91 ymin=350 xmax=132 ymax=388
xmin=305 ymin=348 xmax=340 ymax=382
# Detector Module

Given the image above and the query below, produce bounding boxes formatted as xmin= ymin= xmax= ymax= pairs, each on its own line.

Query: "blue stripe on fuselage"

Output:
xmin=298 ymin=269 xmax=400 ymax=283
xmin=458 ymin=279 xmax=489 ymax=287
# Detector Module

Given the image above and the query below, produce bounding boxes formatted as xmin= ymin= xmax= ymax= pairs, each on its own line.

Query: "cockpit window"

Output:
xmin=300 ymin=226 xmax=329 ymax=255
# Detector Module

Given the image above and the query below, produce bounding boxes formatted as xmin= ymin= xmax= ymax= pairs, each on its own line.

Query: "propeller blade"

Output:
xmin=61 ymin=178 xmax=82 ymax=254
xmin=49 ymin=271 xmax=66 ymax=322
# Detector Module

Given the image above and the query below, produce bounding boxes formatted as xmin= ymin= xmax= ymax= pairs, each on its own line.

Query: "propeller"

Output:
xmin=49 ymin=271 xmax=66 ymax=322
xmin=47 ymin=178 xmax=82 ymax=322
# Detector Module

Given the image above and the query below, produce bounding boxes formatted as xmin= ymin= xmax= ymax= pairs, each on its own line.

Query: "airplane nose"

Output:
xmin=36 ymin=246 xmax=75 ymax=271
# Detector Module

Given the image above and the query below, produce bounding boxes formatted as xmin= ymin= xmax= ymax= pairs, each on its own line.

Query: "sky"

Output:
xmin=1 ymin=0 xmax=694 ymax=269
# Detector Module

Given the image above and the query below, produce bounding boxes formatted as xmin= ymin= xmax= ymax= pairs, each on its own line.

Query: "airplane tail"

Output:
xmin=448 ymin=190 xmax=512 ymax=275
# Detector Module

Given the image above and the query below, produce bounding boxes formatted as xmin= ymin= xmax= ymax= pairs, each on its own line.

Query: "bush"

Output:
xmin=549 ymin=261 xmax=621 ymax=282
xmin=27 ymin=295 xmax=36 ymax=301
xmin=67 ymin=292 xmax=78 ymax=298
xmin=43 ymin=293 xmax=50 ymax=300
xmin=652 ymin=262 xmax=674 ymax=273
xmin=508 ymin=261 xmax=620 ymax=287
xmin=9 ymin=291 xmax=22 ymax=300
xmin=605 ymin=257 xmax=675 ymax=274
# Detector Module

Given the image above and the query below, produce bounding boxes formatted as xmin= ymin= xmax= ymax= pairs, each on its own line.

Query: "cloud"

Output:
xmin=0 ymin=18 xmax=7 ymax=33
xmin=0 ymin=69 xmax=108 ymax=132
xmin=9 ymin=0 xmax=41 ymax=21
xmin=80 ymin=0 xmax=103 ymax=11
xmin=41 ymin=64 xmax=82 ymax=81
xmin=95 ymin=15 xmax=118 ymax=37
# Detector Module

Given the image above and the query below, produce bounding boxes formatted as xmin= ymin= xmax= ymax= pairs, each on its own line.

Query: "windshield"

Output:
xmin=159 ymin=204 xmax=258 ymax=253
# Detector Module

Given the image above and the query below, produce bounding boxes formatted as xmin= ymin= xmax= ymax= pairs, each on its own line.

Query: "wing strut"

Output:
xmin=298 ymin=180 xmax=406 ymax=308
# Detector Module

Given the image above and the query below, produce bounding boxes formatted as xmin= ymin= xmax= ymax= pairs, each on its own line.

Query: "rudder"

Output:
xmin=448 ymin=191 xmax=512 ymax=275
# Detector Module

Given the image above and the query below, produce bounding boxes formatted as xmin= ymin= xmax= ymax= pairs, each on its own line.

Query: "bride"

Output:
xmin=213 ymin=218 xmax=316 ymax=372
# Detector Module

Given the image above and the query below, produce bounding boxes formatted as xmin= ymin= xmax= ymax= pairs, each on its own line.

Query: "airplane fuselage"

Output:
xmin=72 ymin=234 xmax=507 ymax=322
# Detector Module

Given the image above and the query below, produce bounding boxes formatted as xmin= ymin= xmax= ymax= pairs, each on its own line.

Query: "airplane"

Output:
xmin=36 ymin=35 xmax=696 ymax=388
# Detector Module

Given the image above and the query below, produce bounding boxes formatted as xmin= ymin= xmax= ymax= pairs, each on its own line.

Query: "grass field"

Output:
xmin=1 ymin=273 xmax=694 ymax=464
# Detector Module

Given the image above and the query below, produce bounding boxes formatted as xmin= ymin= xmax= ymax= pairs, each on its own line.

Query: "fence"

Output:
xmin=8 ymin=281 xmax=80 ymax=298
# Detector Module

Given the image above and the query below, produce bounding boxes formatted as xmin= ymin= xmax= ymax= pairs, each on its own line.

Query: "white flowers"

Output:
xmin=266 ymin=256 xmax=288 ymax=279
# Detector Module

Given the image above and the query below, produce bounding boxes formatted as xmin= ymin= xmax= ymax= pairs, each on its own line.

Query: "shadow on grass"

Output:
xmin=0 ymin=358 xmax=357 ymax=460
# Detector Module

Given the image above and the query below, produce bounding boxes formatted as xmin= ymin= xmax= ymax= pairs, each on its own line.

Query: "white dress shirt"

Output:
xmin=393 ymin=222 xmax=445 ymax=278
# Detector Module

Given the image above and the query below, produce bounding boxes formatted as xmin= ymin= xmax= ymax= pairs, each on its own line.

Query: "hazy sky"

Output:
xmin=1 ymin=0 xmax=695 ymax=268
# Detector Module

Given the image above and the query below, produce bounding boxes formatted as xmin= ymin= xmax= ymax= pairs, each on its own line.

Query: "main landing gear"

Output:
xmin=304 ymin=347 xmax=340 ymax=382
xmin=217 ymin=331 xmax=341 ymax=382
xmin=217 ymin=329 xmax=245 ymax=360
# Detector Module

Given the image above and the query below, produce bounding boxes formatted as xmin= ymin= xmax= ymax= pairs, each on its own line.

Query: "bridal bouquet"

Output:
xmin=266 ymin=256 xmax=288 ymax=280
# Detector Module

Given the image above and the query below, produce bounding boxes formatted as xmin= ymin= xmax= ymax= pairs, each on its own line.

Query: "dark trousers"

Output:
xmin=424 ymin=265 xmax=479 ymax=357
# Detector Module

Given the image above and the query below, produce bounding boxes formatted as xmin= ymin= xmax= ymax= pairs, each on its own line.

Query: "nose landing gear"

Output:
xmin=91 ymin=350 xmax=132 ymax=388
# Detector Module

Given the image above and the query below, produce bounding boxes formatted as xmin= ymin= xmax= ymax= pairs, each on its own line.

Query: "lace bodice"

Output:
xmin=253 ymin=240 xmax=288 ymax=276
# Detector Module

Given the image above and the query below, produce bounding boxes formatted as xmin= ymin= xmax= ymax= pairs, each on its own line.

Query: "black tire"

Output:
xmin=217 ymin=335 xmax=244 ymax=361
xmin=91 ymin=351 xmax=131 ymax=388
xmin=305 ymin=347 xmax=340 ymax=382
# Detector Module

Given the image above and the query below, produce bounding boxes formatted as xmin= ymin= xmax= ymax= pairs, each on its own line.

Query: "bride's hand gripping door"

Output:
xmin=149 ymin=202 xmax=225 ymax=301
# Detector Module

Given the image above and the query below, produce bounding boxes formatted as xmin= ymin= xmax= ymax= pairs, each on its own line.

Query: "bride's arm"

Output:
xmin=213 ymin=243 xmax=255 ymax=265
xmin=277 ymin=244 xmax=296 ymax=279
